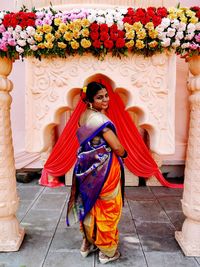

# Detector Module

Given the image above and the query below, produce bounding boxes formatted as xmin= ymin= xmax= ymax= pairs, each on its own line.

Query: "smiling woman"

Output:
xmin=66 ymin=81 xmax=127 ymax=264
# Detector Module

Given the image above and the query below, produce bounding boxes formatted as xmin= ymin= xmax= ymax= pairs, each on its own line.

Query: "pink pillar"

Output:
xmin=175 ymin=55 xmax=200 ymax=256
xmin=0 ymin=57 xmax=25 ymax=251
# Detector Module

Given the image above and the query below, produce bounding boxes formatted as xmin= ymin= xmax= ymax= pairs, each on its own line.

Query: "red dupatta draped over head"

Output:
xmin=39 ymin=79 xmax=183 ymax=189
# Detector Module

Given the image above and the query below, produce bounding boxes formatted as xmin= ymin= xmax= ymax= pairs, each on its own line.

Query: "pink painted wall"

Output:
xmin=0 ymin=0 xmax=196 ymax=168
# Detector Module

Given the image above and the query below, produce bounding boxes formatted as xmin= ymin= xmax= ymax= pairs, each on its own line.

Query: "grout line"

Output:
xmin=149 ymin=187 xmax=178 ymax=231
xmin=19 ymin=186 xmax=46 ymax=223
xmin=126 ymin=198 xmax=149 ymax=267
xmin=40 ymin=193 xmax=68 ymax=267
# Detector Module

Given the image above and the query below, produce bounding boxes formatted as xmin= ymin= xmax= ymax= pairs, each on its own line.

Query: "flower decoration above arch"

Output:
xmin=0 ymin=5 xmax=199 ymax=60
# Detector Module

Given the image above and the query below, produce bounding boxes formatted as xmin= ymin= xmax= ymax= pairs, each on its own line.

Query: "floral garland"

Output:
xmin=0 ymin=6 xmax=199 ymax=60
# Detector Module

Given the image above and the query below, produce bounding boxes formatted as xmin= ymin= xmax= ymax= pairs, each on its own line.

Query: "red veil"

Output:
xmin=39 ymin=80 xmax=183 ymax=189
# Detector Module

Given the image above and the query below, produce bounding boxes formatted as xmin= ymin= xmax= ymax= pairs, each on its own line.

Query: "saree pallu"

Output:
xmin=66 ymin=112 xmax=124 ymax=257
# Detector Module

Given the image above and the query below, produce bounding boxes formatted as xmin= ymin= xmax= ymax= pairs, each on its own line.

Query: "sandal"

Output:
xmin=80 ymin=238 xmax=98 ymax=258
xmin=99 ymin=250 xmax=121 ymax=264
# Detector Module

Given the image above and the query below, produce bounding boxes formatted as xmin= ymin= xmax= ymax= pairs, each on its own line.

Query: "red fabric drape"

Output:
xmin=40 ymin=81 xmax=183 ymax=189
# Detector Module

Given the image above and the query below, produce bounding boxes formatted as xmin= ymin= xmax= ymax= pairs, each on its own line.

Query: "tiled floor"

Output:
xmin=0 ymin=180 xmax=199 ymax=267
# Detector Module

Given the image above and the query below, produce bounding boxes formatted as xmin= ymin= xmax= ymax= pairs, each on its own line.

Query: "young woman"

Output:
xmin=66 ymin=82 xmax=127 ymax=264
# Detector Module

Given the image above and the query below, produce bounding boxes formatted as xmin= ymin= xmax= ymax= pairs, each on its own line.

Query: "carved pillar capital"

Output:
xmin=175 ymin=55 xmax=200 ymax=256
xmin=0 ymin=57 xmax=25 ymax=251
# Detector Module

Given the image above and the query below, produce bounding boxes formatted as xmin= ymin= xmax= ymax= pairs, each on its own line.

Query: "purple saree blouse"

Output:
xmin=66 ymin=112 xmax=124 ymax=226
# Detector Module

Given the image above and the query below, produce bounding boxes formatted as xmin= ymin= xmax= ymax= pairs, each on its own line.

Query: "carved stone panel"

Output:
xmin=25 ymin=53 xmax=176 ymax=155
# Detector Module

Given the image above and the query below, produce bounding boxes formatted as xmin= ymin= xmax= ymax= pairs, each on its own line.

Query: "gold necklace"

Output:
xmin=87 ymin=107 xmax=99 ymax=112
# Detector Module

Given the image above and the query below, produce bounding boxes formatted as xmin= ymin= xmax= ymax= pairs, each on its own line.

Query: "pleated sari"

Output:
xmin=66 ymin=112 xmax=124 ymax=257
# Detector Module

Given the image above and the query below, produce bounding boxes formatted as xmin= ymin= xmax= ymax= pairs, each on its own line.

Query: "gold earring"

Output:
xmin=89 ymin=103 xmax=92 ymax=109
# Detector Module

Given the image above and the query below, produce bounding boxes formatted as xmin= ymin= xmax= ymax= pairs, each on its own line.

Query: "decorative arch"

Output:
xmin=25 ymin=52 xmax=176 ymax=155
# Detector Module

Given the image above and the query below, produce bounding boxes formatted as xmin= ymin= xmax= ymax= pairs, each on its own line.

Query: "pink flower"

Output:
xmin=8 ymin=38 xmax=16 ymax=46
xmin=195 ymin=34 xmax=200 ymax=43
xmin=0 ymin=24 xmax=6 ymax=33
xmin=189 ymin=43 xmax=199 ymax=50
xmin=0 ymin=41 xmax=8 ymax=51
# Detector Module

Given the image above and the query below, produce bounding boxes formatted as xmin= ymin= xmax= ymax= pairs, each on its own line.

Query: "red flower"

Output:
xmin=100 ymin=32 xmax=109 ymax=41
xmin=147 ymin=7 xmax=156 ymax=17
xmin=127 ymin=8 xmax=135 ymax=16
xmin=110 ymin=32 xmax=118 ymax=41
xmin=191 ymin=6 xmax=200 ymax=12
xmin=157 ymin=7 xmax=168 ymax=18
xmin=90 ymin=31 xmax=99 ymax=40
xmin=135 ymin=8 xmax=146 ymax=18
xmin=90 ymin=22 xmax=99 ymax=32
xmin=122 ymin=17 xmax=133 ymax=24
xmin=100 ymin=23 xmax=109 ymax=32
xmin=118 ymin=30 xmax=125 ymax=38
xmin=110 ymin=24 xmax=118 ymax=33
xmin=116 ymin=38 xmax=125 ymax=48
xmin=93 ymin=40 xmax=101 ymax=48
xmin=196 ymin=10 xmax=200 ymax=19
xmin=152 ymin=15 xmax=162 ymax=27
xmin=2 ymin=11 xmax=36 ymax=29
xmin=104 ymin=39 xmax=114 ymax=49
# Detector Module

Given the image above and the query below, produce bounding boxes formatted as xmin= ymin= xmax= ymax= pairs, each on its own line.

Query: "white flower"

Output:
xmin=12 ymin=31 xmax=20 ymax=39
xmin=105 ymin=17 xmax=114 ymax=27
xmin=17 ymin=39 xmax=27 ymax=47
xmin=16 ymin=45 xmax=24 ymax=54
xmin=15 ymin=25 xmax=22 ymax=33
xmin=97 ymin=9 xmax=105 ymax=16
xmin=161 ymin=38 xmax=171 ymax=47
xmin=156 ymin=25 xmax=165 ymax=33
xmin=187 ymin=23 xmax=196 ymax=33
xmin=171 ymin=19 xmax=180 ymax=29
xmin=27 ymin=37 xmax=36 ymax=45
xmin=161 ymin=18 xmax=171 ymax=29
xmin=7 ymin=27 xmax=14 ymax=33
xmin=176 ymin=31 xmax=184 ymax=40
xmin=158 ymin=32 xmax=167 ymax=40
xmin=167 ymin=28 xmax=176 ymax=37
xmin=26 ymin=26 xmax=36 ymax=36
xmin=87 ymin=14 xmax=96 ymax=23
xmin=172 ymin=39 xmax=180 ymax=48
xmin=0 ymin=19 xmax=2 ymax=24
xmin=96 ymin=16 xmax=106 ymax=24
xmin=181 ymin=43 xmax=190 ymax=49
xmin=178 ymin=22 xmax=186 ymax=31
xmin=20 ymin=31 xmax=28 ymax=40
xmin=30 ymin=45 xmax=38 ymax=51
xmin=185 ymin=33 xmax=195 ymax=40
xmin=117 ymin=21 xmax=124 ymax=30
xmin=196 ymin=22 xmax=200 ymax=31
xmin=0 ymin=12 xmax=4 ymax=19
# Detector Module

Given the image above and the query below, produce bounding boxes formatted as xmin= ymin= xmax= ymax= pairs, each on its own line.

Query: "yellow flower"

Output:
xmin=44 ymin=42 xmax=54 ymax=49
xmin=168 ymin=7 xmax=176 ymax=13
xmin=186 ymin=10 xmax=195 ymax=17
xmin=71 ymin=40 xmax=80 ymax=50
xmin=34 ymin=33 xmax=43 ymax=42
xmin=125 ymin=30 xmax=135 ymax=39
xmin=55 ymin=31 xmax=62 ymax=39
xmin=133 ymin=22 xmax=143 ymax=31
xmin=45 ymin=33 xmax=55 ymax=42
xmin=58 ymin=42 xmax=67 ymax=49
xmin=82 ymin=86 xmax=87 ymax=93
xmin=43 ymin=24 xmax=52 ymax=33
xmin=36 ymin=26 xmax=43 ymax=33
xmin=177 ymin=9 xmax=184 ymax=17
xmin=180 ymin=15 xmax=187 ymax=23
xmin=168 ymin=13 xmax=177 ymax=19
xmin=80 ymin=38 xmax=91 ymax=48
xmin=136 ymin=29 xmax=146 ymax=39
xmin=73 ymin=19 xmax=82 ymax=31
xmin=81 ymin=28 xmax=90 ymax=37
xmin=135 ymin=40 xmax=145 ymax=49
xmin=125 ymin=40 xmax=134 ymax=48
xmin=190 ymin=16 xmax=198 ymax=24
xmin=37 ymin=43 xmax=45 ymax=49
xmin=148 ymin=40 xmax=158 ymax=48
xmin=124 ymin=23 xmax=134 ymax=32
xmin=73 ymin=29 xmax=81 ymax=39
xmin=54 ymin=17 xmax=62 ymax=26
xmin=145 ymin=22 xmax=154 ymax=30
xmin=81 ymin=18 xmax=90 ymax=28
xmin=64 ymin=31 xmax=73 ymax=41
xmin=148 ymin=30 xmax=158 ymax=39
xmin=58 ymin=23 xmax=68 ymax=34
xmin=68 ymin=22 xmax=75 ymax=31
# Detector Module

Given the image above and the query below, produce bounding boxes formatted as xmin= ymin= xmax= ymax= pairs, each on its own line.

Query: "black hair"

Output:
xmin=85 ymin=82 xmax=106 ymax=103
